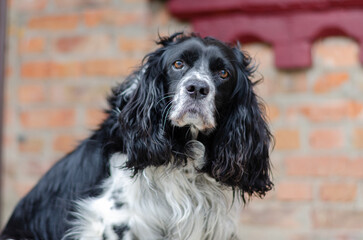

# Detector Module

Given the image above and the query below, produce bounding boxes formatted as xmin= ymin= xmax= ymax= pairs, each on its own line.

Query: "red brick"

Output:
xmin=21 ymin=62 xmax=49 ymax=79
xmin=13 ymin=0 xmax=47 ymax=12
xmin=313 ymin=209 xmax=363 ymax=229
xmin=18 ymin=84 xmax=46 ymax=104
xmin=28 ymin=14 xmax=79 ymax=30
xmin=320 ymin=183 xmax=357 ymax=202
xmin=118 ymin=36 xmax=154 ymax=53
xmin=314 ymin=72 xmax=349 ymax=93
xmin=54 ymin=36 xmax=84 ymax=53
xmin=86 ymin=108 xmax=107 ymax=127
xmin=274 ymin=129 xmax=300 ymax=150
xmin=285 ymin=156 xmax=363 ymax=178
xmin=83 ymin=9 xmax=104 ymax=27
xmin=276 ymin=182 xmax=313 ymax=201
xmin=83 ymin=9 xmax=145 ymax=27
xmin=353 ymin=128 xmax=363 ymax=149
xmin=21 ymin=61 xmax=82 ymax=79
xmin=349 ymin=101 xmax=363 ymax=118
xmin=83 ymin=59 xmax=140 ymax=77
xmin=300 ymin=101 xmax=363 ymax=122
xmin=18 ymin=37 xmax=45 ymax=54
xmin=49 ymin=62 xmax=83 ymax=78
xmin=54 ymin=35 xmax=111 ymax=54
xmin=18 ymin=137 xmax=44 ymax=153
xmin=20 ymin=108 xmax=76 ymax=129
xmin=49 ymin=84 xmax=109 ymax=105
xmin=54 ymin=0 xmax=110 ymax=9
xmin=309 ymin=128 xmax=344 ymax=150
xmin=83 ymin=59 xmax=123 ymax=77
xmin=53 ymin=134 xmax=82 ymax=153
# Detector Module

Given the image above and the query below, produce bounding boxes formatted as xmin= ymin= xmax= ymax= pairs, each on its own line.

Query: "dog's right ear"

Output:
xmin=105 ymin=33 xmax=189 ymax=173
xmin=113 ymin=45 xmax=173 ymax=174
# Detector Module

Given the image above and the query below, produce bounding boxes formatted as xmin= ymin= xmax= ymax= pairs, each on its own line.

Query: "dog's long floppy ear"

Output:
xmin=211 ymin=47 xmax=273 ymax=201
xmin=118 ymin=36 xmax=181 ymax=173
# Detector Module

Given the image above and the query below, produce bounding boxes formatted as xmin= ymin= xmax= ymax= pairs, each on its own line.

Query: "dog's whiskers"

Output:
xmin=161 ymin=101 xmax=173 ymax=131
xmin=157 ymin=95 xmax=174 ymax=105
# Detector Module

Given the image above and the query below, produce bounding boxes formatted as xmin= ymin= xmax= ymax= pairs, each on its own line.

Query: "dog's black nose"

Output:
xmin=185 ymin=80 xmax=210 ymax=99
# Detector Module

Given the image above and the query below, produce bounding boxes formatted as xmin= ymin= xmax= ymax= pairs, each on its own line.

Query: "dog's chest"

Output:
xmin=68 ymin=154 xmax=238 ymax=240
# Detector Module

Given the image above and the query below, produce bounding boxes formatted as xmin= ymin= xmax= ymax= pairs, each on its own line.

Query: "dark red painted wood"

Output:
xmin=169 ymin=0 xmax=363 ymax=18
xmin=168 ymin=0 xmax=363 ymax=69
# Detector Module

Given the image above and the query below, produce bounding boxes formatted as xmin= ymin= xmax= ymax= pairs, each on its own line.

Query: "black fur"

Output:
xmin=1 ymin=33 xmax=273 ymax=240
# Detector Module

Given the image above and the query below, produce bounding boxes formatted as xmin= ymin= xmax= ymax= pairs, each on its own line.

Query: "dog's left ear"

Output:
xmin=210 ymin=47 xmax=273 ymax=201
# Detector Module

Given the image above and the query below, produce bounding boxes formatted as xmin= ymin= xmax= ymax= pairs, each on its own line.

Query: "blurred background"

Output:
xmin=1 ymin=0 xmax=363 ymax=239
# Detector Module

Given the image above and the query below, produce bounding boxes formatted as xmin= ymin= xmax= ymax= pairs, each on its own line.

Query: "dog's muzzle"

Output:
xmin=169 ymin=77 xmax=216 ymax=131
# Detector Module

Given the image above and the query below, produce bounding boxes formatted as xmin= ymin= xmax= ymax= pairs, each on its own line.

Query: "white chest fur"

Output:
xmin=65 ymin=149 xmax=240 ymax=240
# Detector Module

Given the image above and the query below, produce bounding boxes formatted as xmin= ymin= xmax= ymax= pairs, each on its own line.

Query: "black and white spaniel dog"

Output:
xmin=1 ymin=33 xmax=273 ymax=240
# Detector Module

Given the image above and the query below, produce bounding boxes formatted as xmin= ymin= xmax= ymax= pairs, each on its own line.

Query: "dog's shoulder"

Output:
xmin=1 ymin=139 xmax=110 ymax=240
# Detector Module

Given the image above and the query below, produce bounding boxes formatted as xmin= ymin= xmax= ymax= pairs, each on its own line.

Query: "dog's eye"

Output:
xmin=173 ymin=60 xmax=184 ymax=69
xmin=218 ymin=69 xmax=229 ymax=79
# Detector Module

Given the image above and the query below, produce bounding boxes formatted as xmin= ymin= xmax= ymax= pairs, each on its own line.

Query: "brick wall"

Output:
xmin=2 ymin=0 xmax=363 ymax=239
xmin=240 ymin=38 xmax=363 ymax=239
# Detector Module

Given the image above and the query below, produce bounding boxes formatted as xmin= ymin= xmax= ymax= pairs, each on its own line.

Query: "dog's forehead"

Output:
xmin=167 ymin=38 xmax=230 ymax=61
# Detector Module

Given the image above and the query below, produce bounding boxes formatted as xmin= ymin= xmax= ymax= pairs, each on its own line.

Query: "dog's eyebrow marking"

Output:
xmin=181 ymin=50 xmax=200 ymax=65
xmin=209 ymin=57 xmax=227 ymax=70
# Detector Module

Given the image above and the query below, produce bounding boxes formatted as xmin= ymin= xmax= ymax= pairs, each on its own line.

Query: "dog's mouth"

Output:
xmin=169 ymin=105 xmax=215 ymax=131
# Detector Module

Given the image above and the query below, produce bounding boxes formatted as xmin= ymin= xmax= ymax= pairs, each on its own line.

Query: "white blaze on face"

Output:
xmin=169 ymin=69 xmax=216 ymax=131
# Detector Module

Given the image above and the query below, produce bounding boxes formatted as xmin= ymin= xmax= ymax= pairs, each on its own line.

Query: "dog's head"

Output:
xmin=166 ymin=36 xmax=235 ymax=133
xmin=110 ymin=33 xmax=273 ymax=200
